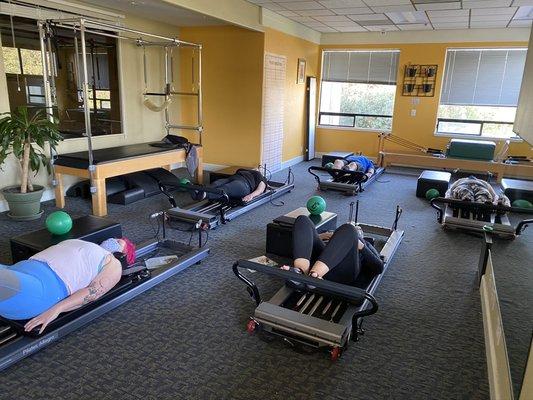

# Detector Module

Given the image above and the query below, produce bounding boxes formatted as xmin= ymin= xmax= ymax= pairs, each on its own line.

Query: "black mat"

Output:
xmin=54 ymin=142 xmax=182 ymax=168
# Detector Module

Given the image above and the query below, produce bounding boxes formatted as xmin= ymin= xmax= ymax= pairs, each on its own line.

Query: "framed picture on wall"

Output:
xmin=297 ymin=58 xmax=306 ymax=84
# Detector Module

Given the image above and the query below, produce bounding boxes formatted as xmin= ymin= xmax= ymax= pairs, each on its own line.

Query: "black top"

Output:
xmin=54 ymin=142 xmax=183 ymax=169
xmin=236 ymin=169 xmax=266 ymax=192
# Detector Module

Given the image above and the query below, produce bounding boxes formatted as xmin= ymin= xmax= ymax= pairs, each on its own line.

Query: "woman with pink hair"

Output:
xmin=0 ymin=237 xmax=135 ymax=333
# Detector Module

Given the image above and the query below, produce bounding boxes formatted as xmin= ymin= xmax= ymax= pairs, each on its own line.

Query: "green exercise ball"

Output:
xmin=307 ymin=196 xmax=326 ymax=216
xmin=425 ymin=188 xmax=440 ymax=201
xmin=179 ymin=177 xmax=191 ymax=185
xmin=46 ymin=211 xmax=73 ymax=235
xmin=324 ymin=162 xmax=334 ymax=169
xmin=512 ymin=199 xmax=533 ymax=209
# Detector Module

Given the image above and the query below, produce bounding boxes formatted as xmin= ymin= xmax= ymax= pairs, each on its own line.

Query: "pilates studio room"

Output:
xmin=0 ymin=0 xmax=532 ymax=399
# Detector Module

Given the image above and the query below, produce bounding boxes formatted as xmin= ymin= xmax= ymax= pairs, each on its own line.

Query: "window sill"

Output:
xmin=318 ymin=125 xmax=391 ymax=133
xmin=435 ymin=132 xmax=523 ymax=143
xmin=61 ymin=132 xmax=126 ymax=141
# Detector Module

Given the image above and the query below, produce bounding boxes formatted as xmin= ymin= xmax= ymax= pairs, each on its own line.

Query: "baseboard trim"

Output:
xmin=281 ymin=155 xmax=304 ymax=170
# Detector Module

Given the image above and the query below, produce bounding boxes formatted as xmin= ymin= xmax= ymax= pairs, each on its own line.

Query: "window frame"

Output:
xmin=435 ymin=47 xmax=526 ymax=142
xmin=317 ymin=49 xmax=399 ymax=133
xmin=0 ymin=13 xmax=126 ymax=141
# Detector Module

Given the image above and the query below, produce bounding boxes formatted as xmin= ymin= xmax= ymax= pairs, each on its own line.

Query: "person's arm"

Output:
xmin=24 ymin=255 xmax=122 ymax=334
xmin=365 ymin=166 xmax=375 ymax=178
xmin=242 ymin=181 xmax=267 ymax=202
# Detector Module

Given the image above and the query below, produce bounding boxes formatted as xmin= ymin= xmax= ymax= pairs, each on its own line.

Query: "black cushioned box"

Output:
xmin=416 ymin=170 xmax=452 ymax=198
xmin=10 ymin=215 xmax=122 ymax=263
xmin=321 ymin=152 xmax=354 ymax=167
xmin=266 ymin=207 xmax=338 ymax=258
xmin=501 ymin=178 xmax=533 ymax=203
xmin=54 ymin=142 xmax=178 ymax=169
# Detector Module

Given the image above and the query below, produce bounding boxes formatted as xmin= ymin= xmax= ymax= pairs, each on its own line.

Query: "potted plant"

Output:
xmin=0 ymin=107 xmax=62 ymax=220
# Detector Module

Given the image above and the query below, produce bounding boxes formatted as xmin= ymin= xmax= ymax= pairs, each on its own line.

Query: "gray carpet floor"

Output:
xmin=0 ymin=161 xmax=531 ymax=400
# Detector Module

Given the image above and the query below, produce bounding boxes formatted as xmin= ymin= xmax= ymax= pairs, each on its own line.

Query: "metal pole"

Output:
xmin=164 ymin=46 xmax=170 ymax=136
xmin=51 ymin=18 xmax=200 ymax=48
xmin=45 ymin=34 xmax=57 ymax=105
xmin=79 ymin=19 xmax=94 ymax=168
xmin=197 ymin=46 xmax=203 ymax=146
xmin=38 ymin=21 xmax=57 ymax=184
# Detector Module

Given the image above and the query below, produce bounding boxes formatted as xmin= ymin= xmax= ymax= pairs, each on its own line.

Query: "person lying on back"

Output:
xmin=332 ymin=155 xmax=375 ymax=179
xmin=0 ymin=238 xmax=135 ymax=333
xmin=446 ymin=176 xmax=510 ymax=206
xmin=192 ymin=168 xmax=267 ymax=203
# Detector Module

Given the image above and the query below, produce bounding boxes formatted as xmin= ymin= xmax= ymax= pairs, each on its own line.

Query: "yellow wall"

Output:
xmin=179 ymin=25 xmax=265 ymax=167
xmin=0 ymin=15 xmax=181 ymax=204
xmin=316 ymin=42 xmax=533 ymax=159
xmin=264 ymin=28 xmax=319 ymax=162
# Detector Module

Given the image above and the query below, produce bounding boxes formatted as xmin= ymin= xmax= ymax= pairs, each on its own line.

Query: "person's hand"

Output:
xmin=242 ymin=194 xmax=254 ymax=202
xmin=24 ymin=306 xmax=61 ymax=334
xmin=318 ymin=231 xmax=333 ymax=241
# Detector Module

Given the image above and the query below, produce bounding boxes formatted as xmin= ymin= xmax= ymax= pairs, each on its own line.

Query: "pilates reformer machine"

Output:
xmin=233 ymin=202 xmax=404 ymax=360
xmin=36 ymin=18 xmax=204 ymax=216
xmin=376 ymin=133 xmax=533 ymax=182
xmin=308 ymin=165 xmax=385 ymax=196
xmin=159 ymin=167 xmax=295 ymax=230
xmin=0 ymin=224 xmax=209 ymax=372
xmin=430 ymin=197 xmax=533 ymax=239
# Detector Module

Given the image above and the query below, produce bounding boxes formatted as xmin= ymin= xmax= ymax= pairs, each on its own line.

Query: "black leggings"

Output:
xmin=206 ymin=176 xmax=251 ymax=200
xmin=292 ymin=215 xmax=384 ymax=285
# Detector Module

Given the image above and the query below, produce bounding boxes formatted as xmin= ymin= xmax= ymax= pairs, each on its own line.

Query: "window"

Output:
xmin=437 ymin=48 xmax=527 ymax=140
xmin=319 ymin=50 xmax=399 ymax=131
xmin=0 ymin=15 xmax=122 ymax=138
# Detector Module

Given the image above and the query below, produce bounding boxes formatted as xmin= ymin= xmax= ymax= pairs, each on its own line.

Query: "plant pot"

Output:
xmin=2 ymin=185 xmax=45 ymax=221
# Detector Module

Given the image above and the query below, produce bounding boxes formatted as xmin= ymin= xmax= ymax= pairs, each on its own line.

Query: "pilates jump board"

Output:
xmin=53 ymin=143 xmax=203 ymax=217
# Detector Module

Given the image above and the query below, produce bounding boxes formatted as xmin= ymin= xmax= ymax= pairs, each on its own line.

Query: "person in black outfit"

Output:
xmin=193 ymin=169 xmax=267 ymax=202
xmin=281 ymin=215 xmax=384 ymax=286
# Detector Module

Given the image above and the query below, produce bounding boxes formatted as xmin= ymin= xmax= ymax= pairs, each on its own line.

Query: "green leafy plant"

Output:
xmin=0 ymin=107 xmax=62 ymax=193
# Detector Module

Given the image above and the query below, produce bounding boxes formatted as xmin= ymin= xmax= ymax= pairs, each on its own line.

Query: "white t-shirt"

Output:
xmin=30 ymin=239 xmax=111 ymax=294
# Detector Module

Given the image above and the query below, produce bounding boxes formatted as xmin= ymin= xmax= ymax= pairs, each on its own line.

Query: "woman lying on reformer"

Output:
xmin=446 ymin=176 xmax=510 ymax=206
xmin=280 ymin=215 xmax=383 ymax=286
xmin=0 ymin=238 xmax=135 ymax=333
xmin=332 ymin=154 xmax=375 ymax=179
xmin=192 ymin=168 xmax=267 ymax=203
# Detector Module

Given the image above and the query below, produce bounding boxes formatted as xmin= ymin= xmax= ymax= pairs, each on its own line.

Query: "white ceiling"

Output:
xmin=81 ymin=0 xmax=227 ymax=26
xmin=247 ymin=0 xmax=533 ymax=32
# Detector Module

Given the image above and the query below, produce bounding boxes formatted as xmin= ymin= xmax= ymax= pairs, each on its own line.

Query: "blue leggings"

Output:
xmin=0 ymin=260 xmax=68 ymax=320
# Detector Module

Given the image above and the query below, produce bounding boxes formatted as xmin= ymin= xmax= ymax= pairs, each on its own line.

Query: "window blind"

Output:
xmin=322 ymin=50 xmax=400 ymax=85
xmin=440 ymin=48 xmax=527 ymax=107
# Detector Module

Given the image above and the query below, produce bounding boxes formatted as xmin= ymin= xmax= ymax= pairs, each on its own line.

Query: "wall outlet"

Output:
xmin=410 ymin=109 xmax=417 ymax=117
xmin=412 ymin=98 xmax=420 ymax=105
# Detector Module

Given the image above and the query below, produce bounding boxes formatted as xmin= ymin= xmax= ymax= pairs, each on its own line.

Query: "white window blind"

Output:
xmin=322 ymin=50 xmax=400 ymax=85
xmin=440 ymin=48 xmax=527 ymax=107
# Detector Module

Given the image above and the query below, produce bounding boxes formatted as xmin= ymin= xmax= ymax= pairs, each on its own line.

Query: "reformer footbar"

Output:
xmin=308 ymin=165 xmax=385 ymax=196
xmin=233 ymin=202 xmax=404 ymax=360
xmin=430 ymin=197 xmax=533 ymax=238
xmin=160 ymin=169 xmax=295 ymax=229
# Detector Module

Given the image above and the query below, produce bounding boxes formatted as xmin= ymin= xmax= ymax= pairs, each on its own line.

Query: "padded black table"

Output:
xmin=53 ymin=142 xmax=202 ymax=216
xmin=10 ymin=215 xmax=122 ymax=263
xmin=266 ymin=207 xmax=338 ymax=258
xmin=501 ymin=178 xmax=533 ymax=203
